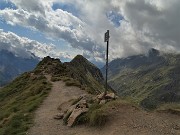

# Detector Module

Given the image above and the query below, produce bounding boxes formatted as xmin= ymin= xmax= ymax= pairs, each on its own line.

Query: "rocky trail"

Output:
xmin=27 ymin=76 xmax=180 ymax=135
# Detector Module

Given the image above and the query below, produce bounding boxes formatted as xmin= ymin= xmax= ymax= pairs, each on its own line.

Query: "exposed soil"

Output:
xmin=27 ymin=76 xmax=180 ymax=135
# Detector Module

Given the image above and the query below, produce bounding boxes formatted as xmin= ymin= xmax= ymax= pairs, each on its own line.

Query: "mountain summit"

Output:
xmin=70 ymin=55 xmax=90 ymax=64
xmin=148 ymin=48 xmax=160 ymax=57
xmin=67 ymin=55 xmax=104 ymax=86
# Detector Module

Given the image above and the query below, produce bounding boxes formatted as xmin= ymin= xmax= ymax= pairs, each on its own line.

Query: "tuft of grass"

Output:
xmin=51 ymin=77 xmax=61 ymax=82
xmin=88 ymin=108 xmax=107 ymax=127
xmin=85 ymin=87 xmax=97 ymax=95
xmin=75 ymin=103 xmax=107 ymax=127
xmin=62 ymin=77 xmax=71 ymax=82
xmin=65 ymin=79 xmax=81 ymax=88
xmin=157 ymin=103 xmax=180 ymax=115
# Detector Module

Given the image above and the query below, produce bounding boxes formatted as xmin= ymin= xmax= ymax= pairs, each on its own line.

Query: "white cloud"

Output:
xmin=0 ymin=0 xmax=180 ymax=63
xmin=0 ymin=29 xmax=72 ymax=60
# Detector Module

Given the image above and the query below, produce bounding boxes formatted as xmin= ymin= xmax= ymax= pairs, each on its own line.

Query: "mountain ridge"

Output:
xmin=0 ymin=49 xmax=39 ymax=86
xmin=101 ymin=48 xmax=180 ymax=109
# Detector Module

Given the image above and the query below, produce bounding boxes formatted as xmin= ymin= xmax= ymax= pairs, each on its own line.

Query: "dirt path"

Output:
xmin=28 ymin=77 xmax=180 ymax=135
xmin=27 ymin=77 xmax=88 ymax=135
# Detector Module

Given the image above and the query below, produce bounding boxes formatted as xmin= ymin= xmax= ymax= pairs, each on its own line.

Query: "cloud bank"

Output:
xmin=0 ymin=0 xmax=180 ymax=62
xmin=0 ymin=29 xmax=72 ymax=60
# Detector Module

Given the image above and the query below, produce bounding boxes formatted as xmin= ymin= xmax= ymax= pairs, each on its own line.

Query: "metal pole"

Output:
xmin=105 ymin=30 xmax=109 ymax=95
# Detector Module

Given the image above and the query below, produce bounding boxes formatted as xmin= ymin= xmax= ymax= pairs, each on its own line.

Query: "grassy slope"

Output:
xmin=0 ymin=72 xmax=52 ymax=135
xmin=65 ymin=55 xmax=106 ymax=94
xmin=108 ymin=54 xmax=180 ymax=110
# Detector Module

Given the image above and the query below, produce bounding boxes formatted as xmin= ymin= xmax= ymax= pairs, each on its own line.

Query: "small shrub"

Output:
xmin=89 ymin=109 xmax=107 ymax=126
xmin=33 ymin=69 xmax=42 ymax=74
xmin=51 ymin=77 xmax=61 ymax=82
xmin=85 ymin=87 xmax=96 ymax=94
xmin=62 ymin=77 xmax=71 ymax=82
xmin=75 ymin=103 xmax=108 ymax=127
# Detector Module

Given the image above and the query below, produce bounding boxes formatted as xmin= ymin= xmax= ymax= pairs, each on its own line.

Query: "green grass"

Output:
xmin=0 ymin=72 xmax=52 ymax=135
xmin=109 ymin=63 xmax=180 ymax=110
xmin=61 ymin=77 xmax=71 ymax=82
xmin=65 ymin=79 xmax=81 ymax=88
xmin=51 ymin=76 xmax=62 ymax=82
xmin=88 ymin=104 xmax=107 ymax=126
xmin=157 ymin=103 xmax=180 ymax=114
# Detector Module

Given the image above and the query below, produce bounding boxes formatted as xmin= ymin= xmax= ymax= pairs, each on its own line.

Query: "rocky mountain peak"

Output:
xmin=70 ymin=55 xmax=89 ymax=65
xmin=34 ymin=56 xmax=66 ymax=75
xmin=148 ymin=48 xmax=160 ymax=57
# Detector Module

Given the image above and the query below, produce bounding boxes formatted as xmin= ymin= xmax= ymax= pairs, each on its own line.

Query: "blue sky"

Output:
xmin=0 ymin=0 xmax=180 ymax=66
xmin=52 ymin=2 xmax=80 ymax=18
xmin=0 ymin=0 xmax=16 ymax=10
xmin=106 ymin=11 xmax=124 ymax=27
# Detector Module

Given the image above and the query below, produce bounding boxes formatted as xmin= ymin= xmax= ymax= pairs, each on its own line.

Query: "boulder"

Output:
xmin=64 ymin=98 xmax=90 ymax=127
xmin=99 ymin=99 xmax=107 ymax=105
xmin=67 ymin=108 xmax=88 ymax=127
xmin=63 ymin=104 xmax=77 ymax=123
xmin=77 ymin=99 xmax=88 ymax=108
xmin=53 ymin=113 xmax=64 ymax=120
xmin=105 ymin=93 xmax=115 ymax=99
xmin=97 ymin=92 xmax=105 ymax=100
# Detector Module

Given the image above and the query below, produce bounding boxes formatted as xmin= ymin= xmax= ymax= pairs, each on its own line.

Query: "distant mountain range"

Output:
xmin=0 ymin=49 xmax=39 ymax=86
xmin=101 ymin=48 xmax=180 ymax=109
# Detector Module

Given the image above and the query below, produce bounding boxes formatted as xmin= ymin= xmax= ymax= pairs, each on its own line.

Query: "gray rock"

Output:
xmin=67 ymin=108 xmax=88 ymax=127
xmin=53 ymin=113 xmax=64 ymax=120
xmin=97 ymin=92 xmax=105 ymax=100
xmin=99 ymin=99 xmax=107 ymax=105
xmin=105 ymin=93 xmax=115 ymax=99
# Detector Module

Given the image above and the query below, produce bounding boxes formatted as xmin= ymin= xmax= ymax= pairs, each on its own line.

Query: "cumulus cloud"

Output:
xmin=0 ymin=0 xmax=180 ymax=62
xmin=116 ymin=0 xmax=180 ymax=53
xmin=0 ymin=29 xmax=72 ymax=60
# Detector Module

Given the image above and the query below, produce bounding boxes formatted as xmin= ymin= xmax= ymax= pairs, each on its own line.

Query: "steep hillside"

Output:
xmin=0 ymin=49 xmax=39 ymax=86
xmin=65 ymin=55 xmax=106 ymax=94
xmin=102 ymin=49 xmax=180 ymax=109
